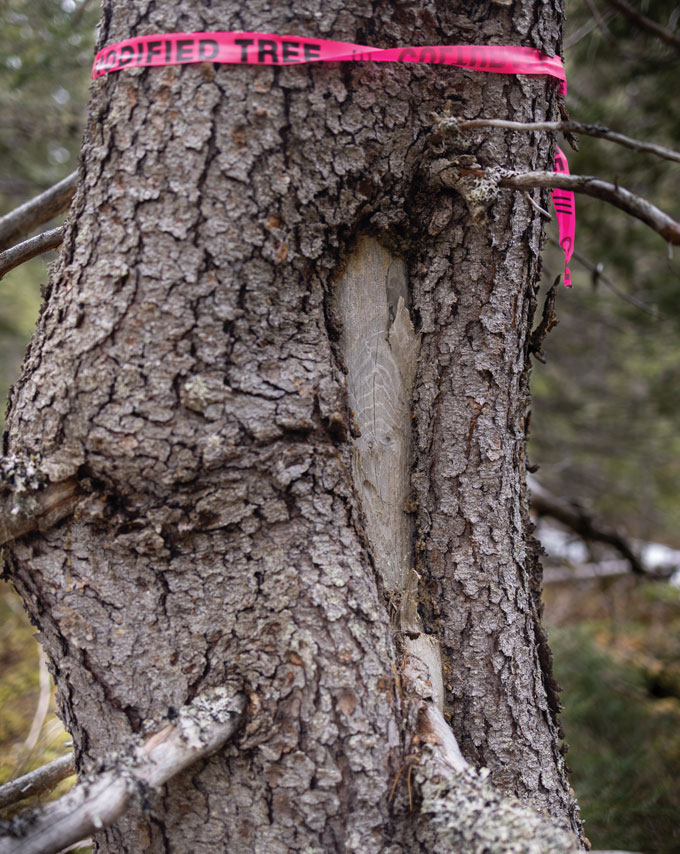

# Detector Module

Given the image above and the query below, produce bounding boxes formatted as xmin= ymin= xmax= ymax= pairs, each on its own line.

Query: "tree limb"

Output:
xmin=0 ymin=755 xmax=76 ymax=812
xmin=0 ymin=172 xmax=77 ymax=252
xmin=0 ymin=689 xmax=246 ymax=854
xmin=397 ymin=655 xmax=582 ymax=851
xmin=500 ymin=171 xmax=680 ymax=244
xmin=453 ymin=118 xmax=680 ymax=164
xmin=529 ymin=478 xmax=647 ymax=575
xmin=601 ymin=0 xmax=680 ymax=51
xmin=411 ymin=703 xmax=582 ymax=853
xmin=0 ymin=227 xmax=65 ymax=280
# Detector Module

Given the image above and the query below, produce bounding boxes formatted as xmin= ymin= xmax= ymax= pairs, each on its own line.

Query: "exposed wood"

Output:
xmin=334 ymin=237 xmax=444 ymax=711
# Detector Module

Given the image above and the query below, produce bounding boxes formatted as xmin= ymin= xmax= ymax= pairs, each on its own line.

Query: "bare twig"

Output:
xmin=585 ymin=0 xmax=617 ymax=41
xmin=454 ymin=118 xmax=680 ymax=164
xmin=54 ymin=840 xmax=91 ymax=854
xmin=0 ymin=172 xmax=77 ymax=252
xmin=0 ymin=690 xmax=245 ymax=854
xmin=601 ymin=0 xmax=680 ymax=51
xmin=522 ymin=190 xmax=552 ymax=219
xmin=0 ymin=755 xmax=76 ymax=812
xmin=548 ymin=236 xmax=662 ymax=318
xmin=0 ymin=227 xmax=64 ymax=280
xmin=0 ymin=479 xmax=80 ymax=547
xmin=499 ymin=171 xmax=680 ymax=244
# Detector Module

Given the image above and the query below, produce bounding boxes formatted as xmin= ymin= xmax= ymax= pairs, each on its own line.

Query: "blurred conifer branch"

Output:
xmin=601 ymin=0 xmax=680 ymax=51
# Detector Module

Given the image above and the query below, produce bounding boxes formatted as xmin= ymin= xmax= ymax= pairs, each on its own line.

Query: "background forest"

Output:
xmin=1 ymin=2 xmax=679 ymax=852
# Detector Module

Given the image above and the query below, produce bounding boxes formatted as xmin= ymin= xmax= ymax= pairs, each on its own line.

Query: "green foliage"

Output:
xmin=0 ymin=581 xmax=74 ymax=813
xmin=0 ymin=1 xmax=95 ymax=819
xmin=0 ymin=261 xmax=43 ymax=425
xmin=0 ymin=0 xmax=97 ymax=421
xmin=0 ymin=0 xmax=98 ymax=204
xmin=551 ymin=619 xmax=680 ymax=854
xmin=531 ymin=0 xmax=680 ymax=544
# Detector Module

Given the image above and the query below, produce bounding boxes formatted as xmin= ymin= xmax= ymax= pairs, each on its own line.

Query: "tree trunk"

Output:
xmin=3 ymin=1 xmax=583 ymax=851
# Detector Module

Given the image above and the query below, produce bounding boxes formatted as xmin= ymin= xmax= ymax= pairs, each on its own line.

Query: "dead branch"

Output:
xmin=454 ymin=118 xmax=680 ymax=164
xmin=0 ymin=479 xmax=80 ymax=547
xmin=529 ymin=481 xmax=647 ymax=575
xmin=0 ymin=689 xmax=245 ymax=854
xmin=412 ymin=703 xmax=582 ymax=853
xmin=0 ymin=227 xmax=65 ymax=280
xmin=0 ymin=172 xmax=77 ymax=252
xmin=601 ymin=0 xmax=680 ymax=51
xmin=0 ymin=755 xmax=76 ymax=812
xmin=500 ymin=171 xmax=680 ymax=244
xmin=398 ymin=654 xmax=582 ymax=851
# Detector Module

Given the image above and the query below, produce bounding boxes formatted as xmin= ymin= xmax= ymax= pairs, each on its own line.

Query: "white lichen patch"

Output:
xmin=416 ymin=754 xmax=582 ymax=854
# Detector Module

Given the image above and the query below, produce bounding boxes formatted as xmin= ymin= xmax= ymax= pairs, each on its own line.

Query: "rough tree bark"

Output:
xmin=2 ymin=0 xmax=584 ymax=851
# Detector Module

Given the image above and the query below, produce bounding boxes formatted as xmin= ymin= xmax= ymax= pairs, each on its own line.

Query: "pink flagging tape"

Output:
xmin=552 ymin=146 xmax=575 ymax=287
xmin=92 ymin=31 xmax=574 ymax=285
xmin=92 ymin=32 xmax=567 ymax=94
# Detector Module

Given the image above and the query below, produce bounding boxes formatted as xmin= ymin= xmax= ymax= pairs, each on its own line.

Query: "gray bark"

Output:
xmin=3 ymin=0 xmax=583 ymax=851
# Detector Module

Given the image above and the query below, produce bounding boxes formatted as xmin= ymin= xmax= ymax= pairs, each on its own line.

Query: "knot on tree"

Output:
xmin=427 ymin=154 xmax=508 ymax=227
